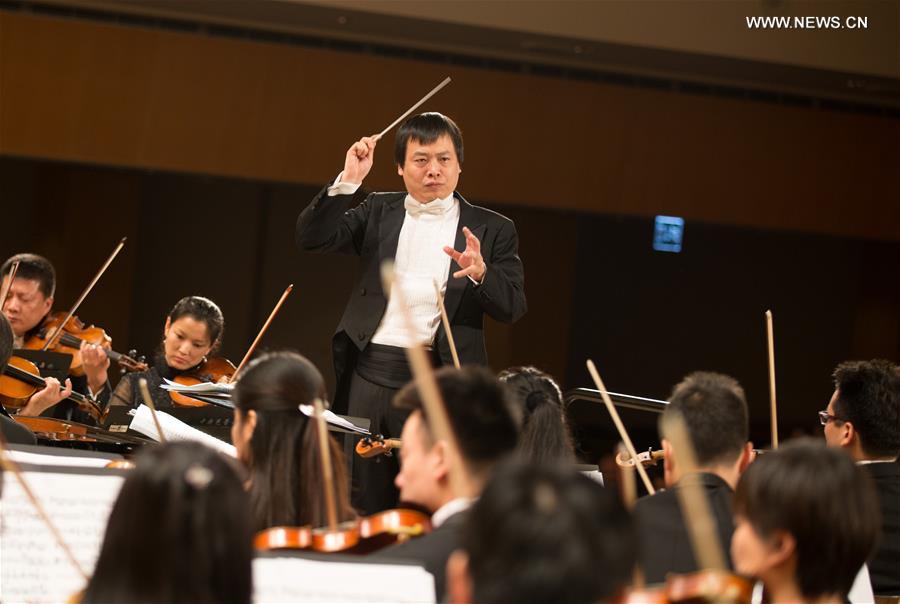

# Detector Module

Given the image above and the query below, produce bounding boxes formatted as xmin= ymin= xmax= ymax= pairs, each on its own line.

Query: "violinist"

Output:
xmin=80 ymin=441 xmax=253 ymax=604
xmin=446 ymin=459 xmax=635 ymax=604
xmin=1 ymin=254 xmax=111 ymax=420
xmin=372 ymin=366 xmax=521 ymax=600
xmin=108 ymin=296 xmax=224 ymax=410
xmin=230 ymin=351 xmax=355 ymax=532
xmin=822 ymin=359 xmax=900 ymax=595
xmin=498 ymin=366 xmax=575 ymax=464
xmin=633 ymin=371 xmax=754 ymax=584
xmin=0 ymin=313 xmax=37 ymax=444
xmin=731 ymin=439 xmax=879 ymax=604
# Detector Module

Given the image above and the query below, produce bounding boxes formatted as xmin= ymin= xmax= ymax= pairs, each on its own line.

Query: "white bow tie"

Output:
xmin=404 ymin=195 xmax=454 ymax=217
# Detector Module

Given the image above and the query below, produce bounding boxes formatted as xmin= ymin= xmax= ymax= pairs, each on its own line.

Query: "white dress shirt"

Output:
xmin=328 ymin=174 xmax=460 ymax=348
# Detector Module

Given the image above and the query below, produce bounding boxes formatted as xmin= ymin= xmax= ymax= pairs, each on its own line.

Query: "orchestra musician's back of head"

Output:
xmin=82 ymin=441 xmax=253 ymax=604
xmin=732 ymin=439 xmax=879 ymax=603
xmin=660 ymin=371 xmax=753 ymax=487
xmin=448 ymin=459 xmax=635 ymax=604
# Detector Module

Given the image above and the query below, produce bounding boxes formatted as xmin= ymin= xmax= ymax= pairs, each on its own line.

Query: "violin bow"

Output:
xmin=617 ymin=443 xmax=638 ymax=511
xmin=231 ymin=284 xmax=293 ymax=381
xmin=42 ymin=237 xmax=127 ymax=352
xmin=0 ymin=260 xmax=19 ymax=309
xmin=659 ymin=410 xmax=728 ymax=572
xmin=382 ymin=261 xmax=468 ymax=498
xmin=765 ymin=310 xmax=779 ymax=449
xmin=0 ymin=430 xmax=88 ymax=580
xmin=432 ymin=279 xmax=460 ymax=369
xmin=313 ymin=397 xmax=339 ymax=532
xmin=586 ymin=360 xmax=656 ymax=495
xmin=616 ymin=443 xmax=645 ymax=589
xmin=138 ymin=378 xmax=167 ymax=444
xmin=375 ymin=77 xmax=451 ymax=141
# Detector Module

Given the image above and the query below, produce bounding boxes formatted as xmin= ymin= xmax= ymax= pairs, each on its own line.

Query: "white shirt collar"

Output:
xmin=404 ymin=192 xmax=455 ymax=217
xmin=431 ymin=497 xmax=473 ymax=528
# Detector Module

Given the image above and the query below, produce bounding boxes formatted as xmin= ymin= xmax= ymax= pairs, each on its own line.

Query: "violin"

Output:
xmin=254 ymin=508 xmax=431 ymax=554
xmin=169 ymin=357 xmax=236 ymax=407
xmin=25 ymin=311 xmax=148 ymax=375
xmin=620 ymin=570 xmax=752 ymax=603
xmin=12 ymin=415 xmax=151 ymax=449
xmin=355 ymin=435 xmax=402 ymax=458
xmin=616 ymin=448 xmax=665 ymax=469
xmin=0 ymin=355 xmax=104 ymax=422
xmin=616 ymin=448 xmax=765 ymax=469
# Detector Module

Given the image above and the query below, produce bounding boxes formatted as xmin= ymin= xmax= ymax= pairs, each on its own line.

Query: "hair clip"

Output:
xmin=184 ymin=464 xmax=214 ymax=490
xmin=533 ymin=482 xmax=559 ymax=514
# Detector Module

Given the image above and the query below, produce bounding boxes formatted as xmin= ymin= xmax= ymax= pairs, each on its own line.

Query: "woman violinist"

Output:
xmin=1 ymin=254 xmax=112 ymax=421
xmin=109 ymin=296 xmax=227 ymax=410
xmin=230 ymin=351 xmax=355 ymax=533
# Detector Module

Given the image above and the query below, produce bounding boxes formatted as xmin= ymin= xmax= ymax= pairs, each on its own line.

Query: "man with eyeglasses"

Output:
xmin=821 ymin=359 xmax=900 ymax=596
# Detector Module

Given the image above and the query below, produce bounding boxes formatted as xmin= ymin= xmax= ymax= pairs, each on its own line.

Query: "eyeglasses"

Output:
xmin=818 ymin=410 xmax=844 ymax=426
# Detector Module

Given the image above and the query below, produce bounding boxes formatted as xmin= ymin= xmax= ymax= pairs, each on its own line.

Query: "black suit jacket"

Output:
xmin=862 ymin=461 xmax=900 ymax=595
xmin=372 ymin=509 xmax=467 ymax=601
xmin=296 ymin=186 xmax=526 ymax=413
xmin=633 ymin=473 xmax=736 ymax=585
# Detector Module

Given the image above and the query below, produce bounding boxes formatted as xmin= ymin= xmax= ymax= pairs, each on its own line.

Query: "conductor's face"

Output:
xmin=398 ymin=134 xmax=461 ymax=204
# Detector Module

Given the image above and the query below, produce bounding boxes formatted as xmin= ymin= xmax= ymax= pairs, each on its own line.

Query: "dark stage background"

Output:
xmin=3 ymin=156 xmax=897 ymax=460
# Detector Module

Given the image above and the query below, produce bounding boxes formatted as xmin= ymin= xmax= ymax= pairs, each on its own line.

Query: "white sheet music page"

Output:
xmin=0 ymin=469 xmax=125 ymax=604
xmin=130 ymin=404 xmax=237 ymax=457
xmin=253 ymin=556 xmax=436 ymax=604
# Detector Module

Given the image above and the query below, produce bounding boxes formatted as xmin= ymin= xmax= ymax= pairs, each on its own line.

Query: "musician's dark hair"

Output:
xmin=167 ymin=296 xmax=225 ymax=349
xmin=82 ymin=441 xmax=253 ymax=604
xmin=462 ymin=459 xmax=634 ymax=604
xmin=1 ymin=253 xmax=56 ymax=298
xmin=733 ymin=439 xmax=879 ymax=600
xmin=0 ymin=313 xmax=12 ymax=372
xmin=393 ymin=366 xmax=520 ymax=481
xmin=832 ymin=359 xmax=900 ymax=458
xmin=394 ymin=112 xmax=464 ymax=166
xmin=499 ymin=366 xmax=575 ymax=464
xmin=232 ymin=351 xmax=354 ymax=531
xmin=661 ymin=371 xmax=748 ymax=466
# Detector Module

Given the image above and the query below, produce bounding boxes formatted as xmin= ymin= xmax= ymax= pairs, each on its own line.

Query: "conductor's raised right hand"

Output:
xmin=342 ymin=135 xmax=380 ymax=185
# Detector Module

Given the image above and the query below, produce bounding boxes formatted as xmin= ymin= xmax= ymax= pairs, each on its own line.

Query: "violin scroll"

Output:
xmin=616 ymin=448 xmax=665 ymax=469
xmin=355 ymin=436 xmax=402 ymax=458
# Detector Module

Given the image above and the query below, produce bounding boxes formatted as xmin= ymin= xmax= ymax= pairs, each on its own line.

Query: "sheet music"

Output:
xmin=130 ymin=404 xmax=237 ymax=457
xmin=161 ymin=378 xmax=234 ymax=394
xmin=5 ymin=450 xmax=116 ymax=469
xmin=0 ymin=469 xmax=124 ymax=604
xmin=253 ymin=556 xmax=435 ymax=603
xmin=299 ymin=405 xmax=369 ymax=435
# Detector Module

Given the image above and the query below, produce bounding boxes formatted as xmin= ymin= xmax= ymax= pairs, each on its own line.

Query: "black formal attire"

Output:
xmin=0 ymin=410 xmax=36 ymax=444
xmin=373 ymin=509 xmax=468 ymax=601
xmin=862 ymin=460 xmax=900 ymax=595
xmin=633 ymin=473 xmax=736 ymax=585
xmin=296 ymin=187 xmax=526 ymax=514
xmin=108 ymin=356 xmax=199 ymax=411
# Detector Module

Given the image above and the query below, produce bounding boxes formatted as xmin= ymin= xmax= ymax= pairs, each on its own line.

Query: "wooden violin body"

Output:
xmin=254 ymin=508 xmax=431 ymax=554
xmin=620 ymin=570 xmax=753 ymax=604
xmin=25 ymin=311 xmax=148 ymax=375
xmin=0 ymin=355 xmax=104 ymax=422
xmin=169 ymin=357 xmax=236 ymax=407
